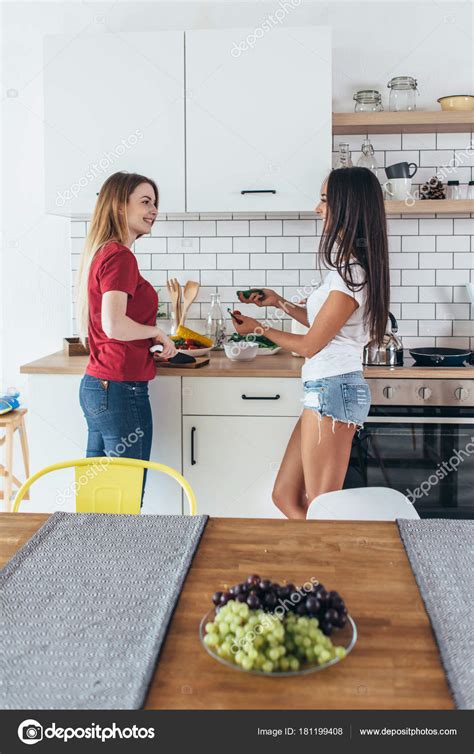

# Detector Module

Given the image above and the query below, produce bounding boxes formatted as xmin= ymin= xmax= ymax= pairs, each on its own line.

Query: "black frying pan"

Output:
xmin=409 ymin=347 xmax=471 ymax=367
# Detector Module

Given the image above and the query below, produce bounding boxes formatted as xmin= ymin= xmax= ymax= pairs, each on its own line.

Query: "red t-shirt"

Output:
xmin=85 ymin=241 xmax=158 ymax=382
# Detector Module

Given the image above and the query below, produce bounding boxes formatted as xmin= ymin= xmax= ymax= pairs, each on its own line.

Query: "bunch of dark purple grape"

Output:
xmin=212 ymin=574 xmax=348 ymax=636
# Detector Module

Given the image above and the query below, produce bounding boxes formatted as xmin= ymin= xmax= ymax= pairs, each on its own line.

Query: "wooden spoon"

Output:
xmin=179 ymin=280 xmax=200 ymax=327
xmin=167 ymin=278 xmax=181 ymax=328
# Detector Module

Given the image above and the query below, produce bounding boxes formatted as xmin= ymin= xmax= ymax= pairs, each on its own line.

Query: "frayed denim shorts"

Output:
xmin=302 ymin=370 xmax=371 ymax=431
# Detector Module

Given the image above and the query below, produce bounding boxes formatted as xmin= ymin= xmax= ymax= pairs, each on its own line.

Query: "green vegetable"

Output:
xmin=228 ymin=333 xmax=277 ymax=349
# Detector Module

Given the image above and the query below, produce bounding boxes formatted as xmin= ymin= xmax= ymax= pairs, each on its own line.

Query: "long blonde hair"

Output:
xmin=76 ymin=171 xmax=159 ymax=344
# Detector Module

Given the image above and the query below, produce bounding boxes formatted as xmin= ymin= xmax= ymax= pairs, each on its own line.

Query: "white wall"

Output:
xmin=2 ymin=1 xmax=473 ymax=391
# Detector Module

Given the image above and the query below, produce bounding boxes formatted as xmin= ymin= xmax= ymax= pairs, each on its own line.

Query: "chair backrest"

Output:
xmin=306 ymin=487 xmax=420 ymax=521
xmin=13 ymin=457 xmax=197 ymax=515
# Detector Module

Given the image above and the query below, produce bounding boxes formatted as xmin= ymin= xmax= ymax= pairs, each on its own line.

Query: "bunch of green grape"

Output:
xmin=203 ymin=600 xmax=346 ymax=673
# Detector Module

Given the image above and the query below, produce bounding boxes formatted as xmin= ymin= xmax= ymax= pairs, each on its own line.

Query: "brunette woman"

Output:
xmin=232 ymin=167 xmax=390 ymax=519
xmin=76 ymin=172 xmax=176 ymax=497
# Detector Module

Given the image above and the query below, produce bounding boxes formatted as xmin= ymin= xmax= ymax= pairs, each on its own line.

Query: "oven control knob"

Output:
xmin=383 ymin=386 xmax=394 ymax=399
xmin=418 ymin=387 xmax=432 ymax=400
xmin=454 ymin=387 xmax=468 ymax=401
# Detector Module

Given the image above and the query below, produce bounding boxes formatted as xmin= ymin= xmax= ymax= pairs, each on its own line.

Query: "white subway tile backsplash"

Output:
xmin=217 ymin=220 xmax=249 ymax=236
xmin=436 ymin=132 xmax=472 ymax=150
xmin=250 ymin=220 xmax=282 ymax=236
xmin=390 ymin=286 xmax=418 ymax=302
xmin=419 ymin=320 xmax=452 ymax=336
xmin=402 ymin=270 xmax=435 ymax=286
xmin=152 ymin=254 xmax=183 ymax=270
xmin=69 ymin=138 xmax=474 ymax=346
xmin=401 ymin=235 xmax=435 ymax=252
xmin=402 ymin=303 xmax=435 ymax=319
xmin=387 ymin=219 xmax=418 ymax=235
xmin=419 ymin=286 xmax=453 ymax=303
xmin=200 ymin=270 xmax=233 ymax=286
xmin=389 ymin=253 xmax=418 ymax=268
xmin=435 ymin=269 xmax=468 ymax=285
xmin=218 ymin=254 xmax=250 ymax=269
xmin=419 ymin=219 xmax=453 ymax=235
xmin=251 ymin=253 xmax=282 ymax=269
xmin=135 ymin=236 xmax=167 ymax=253
xmin=267 ymin=236 xmax=299 ymax=253
xmin=435 ymin=303 xmax=470 ymax=320
xmin=183 ymin=220 xmax=216 ymax=237
xmin=454 ymin=219 xmax=474 ymax=234
xmin=284 ymin=253 xmax=316 ymax=269
xmin=153 ymin=221 xmax=183 ymax=237
xmin=233 ymin=237 xmax=265 ymax=253
xmin=233 ymin=270 xmax=266 ymax=286
xmin=283 ymin=220 xmax=316 ymax=236
xmin=454 ymin=253 xmax=474 ymax=268
xmin=200 ymin=237 xmax=232 ymax=253
xmin=419 ymin=252 xmax=453 ymax=269
xmin=436 ymin=235 xmax=470 ymax=252
xmin=402 ymin=133 xmax=436 ymax=150
xmin=184 ymin=254 xmax=216 ymax=269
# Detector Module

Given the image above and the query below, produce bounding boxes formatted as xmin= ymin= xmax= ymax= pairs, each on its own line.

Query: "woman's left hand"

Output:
xmin=232 ymin=311 xmax=261 ymax=336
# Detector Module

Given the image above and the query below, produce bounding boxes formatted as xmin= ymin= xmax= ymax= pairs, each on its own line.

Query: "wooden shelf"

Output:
xmin=384 ymin=199 xmax=474 ymax=215
xmin=333 ymin=111 xmax=474 ymax=134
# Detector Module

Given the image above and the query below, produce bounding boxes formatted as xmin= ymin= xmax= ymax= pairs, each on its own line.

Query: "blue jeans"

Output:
xmin=303 ymin=371 xmax=371 ymax=429
xmin=79 ymin=375 xmax=153 ymax=504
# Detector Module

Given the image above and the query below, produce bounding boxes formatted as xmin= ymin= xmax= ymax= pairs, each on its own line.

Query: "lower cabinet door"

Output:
xmin=183 ymin=415 xmax=299 ymax=517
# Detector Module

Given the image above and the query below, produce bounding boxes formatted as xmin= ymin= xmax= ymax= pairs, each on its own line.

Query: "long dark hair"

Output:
xmin=319 ymin=167 xmax=389 ymax=345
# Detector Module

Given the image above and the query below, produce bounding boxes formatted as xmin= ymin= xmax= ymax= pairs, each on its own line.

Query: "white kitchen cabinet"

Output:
xmin=185 ymin=27 xmax=332 ymax=212
xmin=44 ymin=32 xmax=185 ymax=215
xmin=183 ymin=415 xmax=299 ymax=518
xmin=182 ymin=376 xmax=302 ymax=416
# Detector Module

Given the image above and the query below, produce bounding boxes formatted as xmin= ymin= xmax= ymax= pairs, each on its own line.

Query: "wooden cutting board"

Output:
xmin=156 ymin=357 xmax=209 ymax=369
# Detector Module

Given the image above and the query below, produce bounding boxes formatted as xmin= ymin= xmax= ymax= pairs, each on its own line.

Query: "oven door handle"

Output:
xmin=365 ymin=416 xmax=474 ymax=424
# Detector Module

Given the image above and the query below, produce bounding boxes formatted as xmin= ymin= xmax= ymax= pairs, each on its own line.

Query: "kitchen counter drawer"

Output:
xmin=182 ymin=377 xmax=302 ymax=416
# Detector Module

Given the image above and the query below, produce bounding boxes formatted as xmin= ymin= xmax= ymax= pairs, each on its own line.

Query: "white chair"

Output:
xmin=306 ymin=487 xmax=420 ymax=521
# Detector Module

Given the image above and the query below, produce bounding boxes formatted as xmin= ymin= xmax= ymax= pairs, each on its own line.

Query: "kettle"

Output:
xmin=363 ymin=312 xmax=404 ymax=366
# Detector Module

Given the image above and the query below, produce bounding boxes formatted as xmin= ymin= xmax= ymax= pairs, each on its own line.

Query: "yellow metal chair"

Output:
xmin=12 ymin=457 xmax=197 ymax=515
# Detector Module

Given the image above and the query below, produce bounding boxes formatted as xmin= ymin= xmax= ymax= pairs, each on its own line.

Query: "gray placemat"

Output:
xmin=397 ymin=518 xmax=474 ymax=710
xmin=0 ymin=511 xmax=208 ymax=710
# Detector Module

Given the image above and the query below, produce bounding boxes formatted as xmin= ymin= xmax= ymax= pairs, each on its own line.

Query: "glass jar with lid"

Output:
xmin=387 ymin=76 xmax=419 ymax=111
xmin=446 ymin=180 xmax=462 ymax=200
xmin=353 ymin=89 xmax=383 ymax=112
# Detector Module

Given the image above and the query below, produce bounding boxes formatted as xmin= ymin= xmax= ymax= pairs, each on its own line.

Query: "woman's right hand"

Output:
xmin=152 ymin=333 xmax=177 ymax=360
xmin=237 ymin=288 xmax=281 ymax=308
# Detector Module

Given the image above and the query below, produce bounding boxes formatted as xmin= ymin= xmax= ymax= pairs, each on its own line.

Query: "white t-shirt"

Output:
xmin=301 ymin=264 xmax=369 ymax=382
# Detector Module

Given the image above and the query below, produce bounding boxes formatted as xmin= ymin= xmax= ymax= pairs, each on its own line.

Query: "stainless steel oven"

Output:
xmin=344 ymin=378 xmax=474 ymax=519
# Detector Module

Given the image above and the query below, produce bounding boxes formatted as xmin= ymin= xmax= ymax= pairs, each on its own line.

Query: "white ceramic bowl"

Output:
xmin=224 ymin=341 xmax=259 ymax=361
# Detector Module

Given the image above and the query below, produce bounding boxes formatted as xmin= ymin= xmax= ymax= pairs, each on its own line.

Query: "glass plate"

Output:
xmin=199 ymin=608 xmax=357 ymax=677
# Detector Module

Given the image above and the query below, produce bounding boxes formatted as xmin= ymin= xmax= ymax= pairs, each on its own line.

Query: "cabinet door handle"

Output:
xmin=191 ymin=426 xmax=196 ymax=465
xmin=240 ymin=189 xmax=276 ymax=195
xmin=241 ymin=394 xmax=281 ymax=401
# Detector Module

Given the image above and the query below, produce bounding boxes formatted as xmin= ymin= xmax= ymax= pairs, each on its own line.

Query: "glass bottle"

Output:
xmin=467 ymin=180 xmax=474 ymax=200
xmin=333 ymin=143 xmax=353 ymax=169
xmin=446 ymin=180 xmax=461 ymax=200
xmin=353 ymin=89 xmax=383 ymax=112
xmin=387 ymin=76 xmax=419 ymax=111
xmin=356 ymin=139 xmax=379 ymax=176
xmin=205 ymin=293 xmax=226 ymax=349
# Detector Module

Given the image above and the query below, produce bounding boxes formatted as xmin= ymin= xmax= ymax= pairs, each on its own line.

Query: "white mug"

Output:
xmin=383 ymin=177 xmax=413 ymax=200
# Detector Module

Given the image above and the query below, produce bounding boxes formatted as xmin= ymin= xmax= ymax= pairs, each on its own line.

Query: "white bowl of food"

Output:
xmin=224 ymin=341 xmax=259 ymax=361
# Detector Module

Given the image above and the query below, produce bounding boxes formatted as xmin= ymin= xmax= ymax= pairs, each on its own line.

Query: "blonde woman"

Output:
xmin=76 ymin=172 xmax=176 ymax=498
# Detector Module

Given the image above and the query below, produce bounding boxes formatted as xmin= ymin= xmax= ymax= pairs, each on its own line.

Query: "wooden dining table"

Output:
xmin=0 ymin=514 xmax=453 ymax=710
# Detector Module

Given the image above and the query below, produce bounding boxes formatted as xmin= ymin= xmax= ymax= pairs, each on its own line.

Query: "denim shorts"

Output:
xmin=302 ymin=371 xmax=371 ymax=430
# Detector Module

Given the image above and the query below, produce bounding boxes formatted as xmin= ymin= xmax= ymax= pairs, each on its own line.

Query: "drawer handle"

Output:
xmin=241 ymin=394 xmax=281 ymax=401
xmin=240 ymin=189 xmax=276 ymax=195
xmin=191 ymin=426 xmax=196 ymax=465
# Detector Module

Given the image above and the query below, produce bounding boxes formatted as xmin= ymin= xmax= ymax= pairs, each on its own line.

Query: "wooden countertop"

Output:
xmin=0 ymin=514 xmax=453 ymax=710
xmin=20 ymin=350 xmax=474 ymax=379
